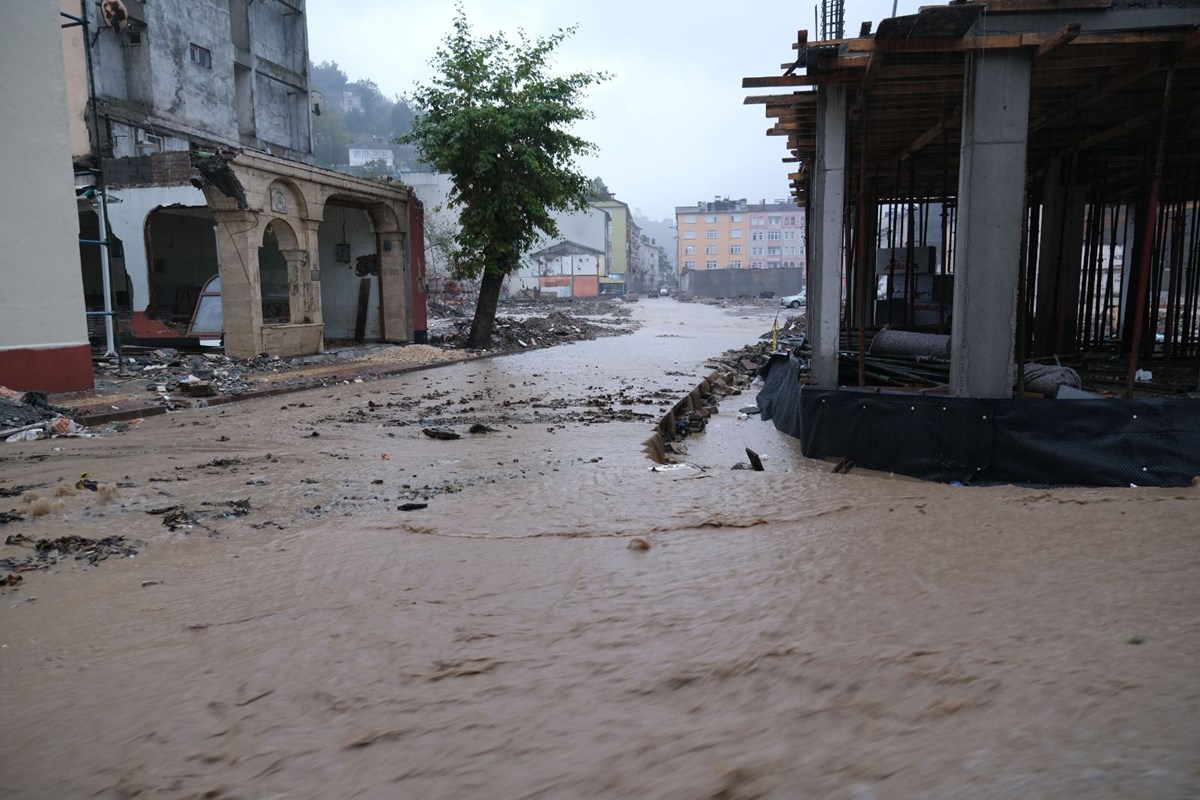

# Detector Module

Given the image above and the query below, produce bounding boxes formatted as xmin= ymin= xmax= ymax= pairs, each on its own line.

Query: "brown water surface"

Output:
xmin=1 ymin=300 xmax=1197 ymax=799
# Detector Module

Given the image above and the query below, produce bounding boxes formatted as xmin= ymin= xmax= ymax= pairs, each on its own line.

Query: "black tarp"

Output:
xmin=761 ymin=375 xmax=1200 ymax=487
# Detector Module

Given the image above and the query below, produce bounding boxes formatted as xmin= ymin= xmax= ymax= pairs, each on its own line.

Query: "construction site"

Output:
xmin=745 ymin=0 xmax=1200 ymax=486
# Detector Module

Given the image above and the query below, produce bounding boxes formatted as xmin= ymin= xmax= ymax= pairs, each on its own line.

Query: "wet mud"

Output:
xmin=1 ymin=300 xmax=1197 ymax=799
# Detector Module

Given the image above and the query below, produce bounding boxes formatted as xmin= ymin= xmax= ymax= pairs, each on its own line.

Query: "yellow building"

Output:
xmin=675 ymin=198 xmax=805 ymax=274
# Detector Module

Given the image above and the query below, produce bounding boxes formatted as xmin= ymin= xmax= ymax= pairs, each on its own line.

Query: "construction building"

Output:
xmin=746 ymin=0 xmax=1200 ymax=486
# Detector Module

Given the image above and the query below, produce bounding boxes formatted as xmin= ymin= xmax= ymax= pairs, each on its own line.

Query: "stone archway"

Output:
xmin=259 ymin=219 xmax=295 ymax=323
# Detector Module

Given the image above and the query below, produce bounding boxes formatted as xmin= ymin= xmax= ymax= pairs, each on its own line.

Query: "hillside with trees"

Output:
xmin=309 ymin=61 xmax=425 ymax=173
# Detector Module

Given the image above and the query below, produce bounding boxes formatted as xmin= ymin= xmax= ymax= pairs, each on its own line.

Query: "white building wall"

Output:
xmin=104 ymin=185 xmax=211 ymax=314
xmin=0 ymin=2 xmax=90 ymax=354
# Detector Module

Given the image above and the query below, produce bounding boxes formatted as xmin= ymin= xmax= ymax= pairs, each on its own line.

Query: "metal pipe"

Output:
xmin=77 ymin=0 xmax=118 ymax=358
xmin=1127 ymin=66 xmax=1174 ymax=397
xmin=856 ymin=98 xmax=870 ymax=386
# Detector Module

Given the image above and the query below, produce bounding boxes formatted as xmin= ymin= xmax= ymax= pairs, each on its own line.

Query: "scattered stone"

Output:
xmin=627 ymin=537 xmax=651 ymax=551
xmin=398 ymin=502 xmax=428 ymax=511
xmin=423 ymin=426 xmax=460 ymax=440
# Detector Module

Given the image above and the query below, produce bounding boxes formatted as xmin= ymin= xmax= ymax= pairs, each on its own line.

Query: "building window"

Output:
xmin=783 ymin=230 xmax=796 ymax=240
xmin=189 ymin=43 xmax=212 ymax=69
xmin=751 ymin=231 xmax=764 ymax=241
xmin=785 ymin=216 xmax=797 ymax=225
xmin=705 ymin=230 xmax=717 ymax=239
xmin=783 ymin=246 xmax=795 ymax=255
xmin=751 ymin=261 xmax=763 ymax=268
xmin=768 ymin=231 xmax=782 ymax=240
xmin=730 ymin=245 xmax=742 ymax=254
xmin=731 ymin=214 xmax=742 ymax=222
xmin=683 ymin=230 xmax=696 ymax=239
xmin=768 ymin=260 xmax=781 ymax=269
xmin=705 ymin=214 xmax=717 ymax=223
xmin=705 ymin=245 xmax=717 ymax=255
xmin=730 ymin=260 xmax=742 ymax=269
xmin=683 ymin=215 xmax=696 ymax=223
xmin=684 ymin=260 xmax=695 ymax=269
xmin=768 ymin=246 xmax=782 ymax=256
xmin=751 ymin=246 xmax=763 ymax=256
xmin=769 ymin=215 xmax=781 ymax=226
xmin=751 ymin=217 xmax=765 ymax=226
xmin=684 ymin=246 xmax=695 ymax=255
xmin=705 ymin=260 xmax=717 ymax=269
xmin=730 ymin=229 xmax=743 ymax=238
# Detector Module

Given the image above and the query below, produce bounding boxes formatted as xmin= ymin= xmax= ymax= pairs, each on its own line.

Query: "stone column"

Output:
xmin=297 ymin=217 xmax=321 ymax=326
xmin=280 ymin=246 xmax=319 ymax=327
xmin=949 ymin=48 xmax=1032 ymax=398
xmin=213 ymin=209 xmax=262 ymax=358
xmin=808 ymin=85 xmax=848 ymax=387
xmin=376 ymin=203 xmax=410 ymax=342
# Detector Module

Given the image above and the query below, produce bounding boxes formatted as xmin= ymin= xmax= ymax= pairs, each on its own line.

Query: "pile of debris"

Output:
xmin=0 ymin=387 xmax=135 ymax=443
xmin=95 ymin=347 xmax=298 ymax=400
xmin=1 ymin=388 xmax=61 ymax=431
xmin=1 ymin=532 xmax=142 ymax=584
xmin=440 ymin=310 xmax=627 ymax=351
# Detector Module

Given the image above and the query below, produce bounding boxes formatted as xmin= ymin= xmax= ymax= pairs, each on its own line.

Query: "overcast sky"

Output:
xmin=306 ymin=0 xmax=922 ymax=222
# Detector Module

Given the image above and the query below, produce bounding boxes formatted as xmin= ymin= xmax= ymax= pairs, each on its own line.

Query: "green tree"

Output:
xmin=402 ymin=8 xmax=608 ymax=348
xmin=311 ymin=105 xmax=352 ymax=167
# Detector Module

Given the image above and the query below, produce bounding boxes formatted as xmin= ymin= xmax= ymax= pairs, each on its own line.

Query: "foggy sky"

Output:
xmin=305 ymin=0 xmax=922 ymax=222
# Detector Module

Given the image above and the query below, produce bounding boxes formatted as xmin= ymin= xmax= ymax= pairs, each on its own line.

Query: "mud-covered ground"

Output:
xmin=0 ymin=299 xmax=1197 ymax=799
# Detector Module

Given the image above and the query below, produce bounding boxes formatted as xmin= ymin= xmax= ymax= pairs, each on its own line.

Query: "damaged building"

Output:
xmin=60 ymin=0 xmax=425 ymax=366
xmin=746 ymin=0 xmax=1200 ymax=486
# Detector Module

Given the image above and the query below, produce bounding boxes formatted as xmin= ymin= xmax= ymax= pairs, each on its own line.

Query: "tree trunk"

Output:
xmin=467 ymin=269 xmax=505 ymax=349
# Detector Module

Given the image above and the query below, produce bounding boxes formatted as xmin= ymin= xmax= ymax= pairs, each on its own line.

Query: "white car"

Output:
xmin=780 ymin=291 xmax=806 ymax=309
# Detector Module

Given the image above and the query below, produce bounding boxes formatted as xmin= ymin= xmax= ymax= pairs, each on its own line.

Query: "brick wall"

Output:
xmin=103 ymin=151 xmax=195 ymax=188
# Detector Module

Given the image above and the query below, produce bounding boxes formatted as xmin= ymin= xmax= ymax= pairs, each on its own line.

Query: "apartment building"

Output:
xmin=675 ymin=198 xmax=806 ymax=274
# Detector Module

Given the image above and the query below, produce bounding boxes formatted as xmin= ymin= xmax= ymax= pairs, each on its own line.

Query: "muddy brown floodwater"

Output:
xmin=1 ymin=300 xmax=1197 ymax=799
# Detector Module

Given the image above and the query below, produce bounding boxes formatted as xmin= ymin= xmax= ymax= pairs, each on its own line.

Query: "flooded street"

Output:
xmin=1 ymin=300 xmax=1197 ymax=799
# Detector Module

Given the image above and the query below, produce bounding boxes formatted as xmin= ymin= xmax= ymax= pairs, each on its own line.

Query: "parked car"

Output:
xmin=780 ymin=291 xmax=806 ymax=309
xmin=659 ymin=287 xmax=670 ymax=296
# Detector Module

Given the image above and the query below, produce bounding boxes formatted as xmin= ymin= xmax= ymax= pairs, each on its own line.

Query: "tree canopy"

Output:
xmin=402 ymin=9 xmax=608 ymax=348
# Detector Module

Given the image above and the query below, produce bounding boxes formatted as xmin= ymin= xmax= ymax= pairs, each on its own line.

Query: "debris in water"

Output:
xmin=627 ymin=537 xmax=651 ymax=551
xmin=423 ymin=426 xmax=461 ymax=440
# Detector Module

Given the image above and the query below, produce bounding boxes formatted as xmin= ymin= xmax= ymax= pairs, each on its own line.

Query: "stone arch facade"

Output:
xmin=203 ymin=151 xmax=413 ymax=357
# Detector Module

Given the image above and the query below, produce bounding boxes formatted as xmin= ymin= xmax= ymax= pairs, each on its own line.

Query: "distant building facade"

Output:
xmin=529 ymin=241 xmax=605 ymax=298
xmin=675 ymin=198 xmax=806 ymax=274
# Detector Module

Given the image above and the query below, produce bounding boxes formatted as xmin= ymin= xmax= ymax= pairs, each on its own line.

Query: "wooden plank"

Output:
xmin=742 ymin=74 xmax=819 ymax=88
xmin=896 ymin=107 xmax=961 ymax=162
xmin=1075 ymin=110 xmax=1155 ymax=151
xmin=744 ymin=93 xmax=807 ymax=105
xmin=1037 ymin=22 xmax=1081 ymax=58
xmin=978 ymin=0 xmax=1111 ymax=11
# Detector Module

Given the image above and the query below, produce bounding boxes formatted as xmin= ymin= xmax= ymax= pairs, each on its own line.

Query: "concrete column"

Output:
xmin=1032 ymin=158 xmax=1086 ymax=356
xmin=950 ymin=48 xmax=1032 ymax=398
xmin=213 ymin=209 xmax=263 ymax=358
xmin=808 ymin=85 xmax=848 ymax=387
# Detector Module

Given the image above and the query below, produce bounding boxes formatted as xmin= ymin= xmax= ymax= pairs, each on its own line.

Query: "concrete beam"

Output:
xmin=950 ymin=49 xmax=1033 ymax=398
xmin=808 ymin=85 xmax=848 ymax=387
